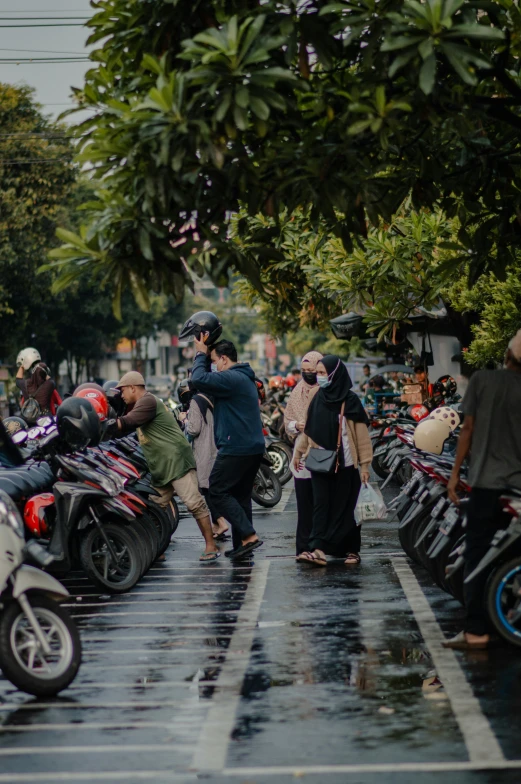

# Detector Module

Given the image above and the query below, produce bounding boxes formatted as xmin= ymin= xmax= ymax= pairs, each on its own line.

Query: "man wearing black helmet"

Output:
xmin=191 ymin=335 xmax=265 ymax=560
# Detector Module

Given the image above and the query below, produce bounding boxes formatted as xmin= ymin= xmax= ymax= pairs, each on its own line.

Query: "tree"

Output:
xmin=50 ymin=0 xmax=521 ymax=305
xmin=0 ymin=83 xmax=76 ymax=363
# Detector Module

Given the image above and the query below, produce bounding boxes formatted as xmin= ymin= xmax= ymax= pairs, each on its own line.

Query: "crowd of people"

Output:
xmin=8 ymin=315 xmax=521 ymax=652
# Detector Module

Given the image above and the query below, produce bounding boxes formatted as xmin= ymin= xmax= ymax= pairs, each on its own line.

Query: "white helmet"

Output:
xmin=428 ymin=406 xmax=460 ymax=431
xmin=414 ymin=419 xmax=452 ymax=455
xmin=16 ymin=347 xmax=41 ymax=371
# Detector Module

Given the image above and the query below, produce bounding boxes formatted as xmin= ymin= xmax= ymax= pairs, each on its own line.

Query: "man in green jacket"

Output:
xmin=115 ymin=372 xmax=219 ymax=562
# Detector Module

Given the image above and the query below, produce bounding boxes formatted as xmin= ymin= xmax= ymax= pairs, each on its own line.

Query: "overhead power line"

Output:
xmin=0 ymin=158 xmax=73 ymax=165
xmin=0 ymin=17 xmax=90 ymax=20
xmin=0 ymin=23 xmax=86 ymax=28
xmin=0 ymin=48 xmax=87 ymax=55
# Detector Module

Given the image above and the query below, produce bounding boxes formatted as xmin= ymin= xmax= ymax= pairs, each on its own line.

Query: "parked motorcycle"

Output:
xmin=0 ymin=490 xmax=81 ymax=696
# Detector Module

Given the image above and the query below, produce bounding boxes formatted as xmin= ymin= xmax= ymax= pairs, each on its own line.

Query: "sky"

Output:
xmin=0 ymin=0 xmax=95 ymax=123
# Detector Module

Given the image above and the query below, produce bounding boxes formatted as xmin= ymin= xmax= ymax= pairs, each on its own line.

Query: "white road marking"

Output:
xmin=57 ymin=679 xmax=217 ymax=690
xmin=222 ymin=761 xmax=521 ymax=775
xmin=191 ymin=560 xmax=270 ymax=772
xmin=393 ymin=558 xmax=505 ymax=763
xmin=73 ymin=610 xmax=238 ymax=618
xmin=82 ymin=648 xmax=226 ymax=656
xmin=0 ymin=775 xmax=196 ymax=783
xmin=64 ymin=600 xmax=241 ymax=608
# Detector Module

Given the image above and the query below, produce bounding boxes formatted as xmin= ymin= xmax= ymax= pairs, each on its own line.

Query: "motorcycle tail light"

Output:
xmin=384 ymin=426 xmax=391 ymax=435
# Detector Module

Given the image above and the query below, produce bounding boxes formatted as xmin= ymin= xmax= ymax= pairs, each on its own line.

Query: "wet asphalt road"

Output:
xmin=1 ymin=481 xmax=521 ymax=783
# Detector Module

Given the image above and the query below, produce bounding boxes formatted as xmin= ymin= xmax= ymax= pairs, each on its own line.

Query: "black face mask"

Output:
xmin=302 ymin=371 xmax=317 ymax=386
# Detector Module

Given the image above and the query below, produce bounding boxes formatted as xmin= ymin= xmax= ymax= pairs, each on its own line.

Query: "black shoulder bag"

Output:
xmin=304 ymin=402 xmax=345 ymax=474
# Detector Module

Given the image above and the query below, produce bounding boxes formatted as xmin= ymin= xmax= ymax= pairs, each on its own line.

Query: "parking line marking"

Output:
xmin=393 ymin=558 xmax=505 ymax=763
xmin=0 ymin=775 xmax=196 ymax=783
xmin=192 ymin=560 xmax=270 ymax=772
xmin=64 ymin=600 xmax=241 ymax=608
xmin=73 ymin=610 xmax=239 ymax=618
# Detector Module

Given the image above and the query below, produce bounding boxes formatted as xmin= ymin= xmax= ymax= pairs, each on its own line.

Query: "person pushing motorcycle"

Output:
xmin=113 ymin=371 xmax=219 ymax=563
xmin=446 ymin=329 xmax=521 ymax=650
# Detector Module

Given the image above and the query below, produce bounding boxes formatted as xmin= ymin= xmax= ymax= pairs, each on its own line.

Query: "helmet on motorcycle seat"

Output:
xmin=255 ymin=378 xmax=266 ymax=403
xmin=285 ymin=376 xmax=297 ymax=389
xmin=16 ymin=347 xmax=41 ymax=371
xmin=102 ymin=380 xmax=119 ymax=394
xmin=407 ymin=404 xmax=430 ymax=422
xmin=2 ymin=416 xmax=27 ymax=436
xmin=413 ymin=418 xmax=451 ymax=455
xmin=434 ymin=375 xmax=457 ymax=398
xmin=57 ymin=397 xmax=101 ymax=449
xmin=428 ymin=406 xmax=460 ymax=431
xmin=179 ymin=311 xmax=222 ymax=346
xmin=177 ymin=378 xmax=193 ymax=404
xmin=269 ymin=375 xmax=284 ymax=390
xmin=73 ymin=385 xmax=109 ymax=422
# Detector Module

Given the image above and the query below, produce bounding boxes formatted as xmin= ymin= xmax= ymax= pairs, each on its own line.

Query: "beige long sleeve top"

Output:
xmin=294 ymin=419 xmax=373 ymax=472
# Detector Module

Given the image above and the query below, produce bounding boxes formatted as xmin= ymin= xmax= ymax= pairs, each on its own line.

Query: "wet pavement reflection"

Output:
xmin=0 ymin=484 xmax=520 ymax=782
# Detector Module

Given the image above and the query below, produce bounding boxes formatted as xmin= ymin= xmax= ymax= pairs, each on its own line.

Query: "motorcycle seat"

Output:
xmin=0 ymin=464 xmax=53 ymax=500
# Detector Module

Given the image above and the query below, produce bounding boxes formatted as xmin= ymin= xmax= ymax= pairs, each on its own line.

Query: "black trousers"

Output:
xmin=209 ymin=453 xmax=263 ymax=550
xmin=294 ymin=477 xmax=314 ymax=555
xmin=463 ymin=488 xmax=508 ymax=636
xmin=309 ymin=466 xmax=362 ymax=557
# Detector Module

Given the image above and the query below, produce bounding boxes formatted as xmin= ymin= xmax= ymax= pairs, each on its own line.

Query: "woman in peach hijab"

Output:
xmin=284 ymin=351 xmax=323 ymax=556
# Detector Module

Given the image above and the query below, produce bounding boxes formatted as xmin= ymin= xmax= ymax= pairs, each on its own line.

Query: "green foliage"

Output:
xmin=49 ymin=0 xmax=521 ymax=305
xmin=446 ymin=266 xmax=521 ymax=366
xmin=234 ymin=206 xmax=458 ymax=340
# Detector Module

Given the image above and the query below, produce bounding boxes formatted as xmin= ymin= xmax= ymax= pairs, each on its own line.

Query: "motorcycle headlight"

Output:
xmin=0 ymin=491 xmax=24 ymax=539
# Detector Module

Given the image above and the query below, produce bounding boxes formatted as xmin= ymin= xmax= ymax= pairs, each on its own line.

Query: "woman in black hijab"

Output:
xmin=293 ymin=355 xmax=373 ymax=566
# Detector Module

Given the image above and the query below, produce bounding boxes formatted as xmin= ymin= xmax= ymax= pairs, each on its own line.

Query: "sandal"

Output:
xmin=297 ymin=551 xmax=327 ymax=567
xmin=200 ymin=551 xmax=221 ymax=563
xmin=344 ymin=552 xmax=361 ymax=565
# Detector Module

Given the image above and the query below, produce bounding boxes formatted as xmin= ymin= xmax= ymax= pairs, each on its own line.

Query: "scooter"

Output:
xmin=0 ymin=490 xmax=81 ymax=697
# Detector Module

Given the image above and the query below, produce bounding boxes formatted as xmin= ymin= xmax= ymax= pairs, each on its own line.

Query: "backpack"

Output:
xmin=21 ymin=396 xmax=42 ymax=425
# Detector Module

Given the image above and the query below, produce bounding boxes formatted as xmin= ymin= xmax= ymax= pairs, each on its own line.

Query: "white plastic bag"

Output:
xmin=355 ymin=482 xmax=387 ymax=523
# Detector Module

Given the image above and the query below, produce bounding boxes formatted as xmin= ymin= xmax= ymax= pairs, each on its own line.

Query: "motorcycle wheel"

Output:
xmin=0 ymin=594 xmax=81 ymax=697
xmin=80 ymin=523 xmax=143 ymax=593
xmin=130 ymin=517 xmax=158 ymax=569
xmin=371 ymin=445 xmax=390 ymax=480
xmin=252 ymin=466 xmax=282 ymax=508
xmin=267 ymin=443 xmax=293 ymax=486
xmin=144 ymin=504 xmax=172 ymax=555
xmin=485 ymin=557 xmax=521 ymax=647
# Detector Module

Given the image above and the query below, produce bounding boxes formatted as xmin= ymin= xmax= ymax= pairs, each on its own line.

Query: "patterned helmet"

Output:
xmin=428 ymin=406 xmax=460 ymax=431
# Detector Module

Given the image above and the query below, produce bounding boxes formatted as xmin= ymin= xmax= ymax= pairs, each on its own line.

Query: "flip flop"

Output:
xmin=344 ymin=552 xmax=361 ymax=565
xmin=297 ymin=552 xmax=327 ymax=567
xmin=213 ymin=531 xmax=229 ymax=541
xmin=226 ymin=540 xmax=263 ymax=560
xmin=200 ymin=551 xmax=221 ymax=563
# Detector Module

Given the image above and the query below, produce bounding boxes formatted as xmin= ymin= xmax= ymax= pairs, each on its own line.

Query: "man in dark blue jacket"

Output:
xmin=191 ymin=337 xmax=265 ymax=559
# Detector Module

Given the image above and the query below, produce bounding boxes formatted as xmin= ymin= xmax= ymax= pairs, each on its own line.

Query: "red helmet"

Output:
xmin=285 ymin=376 xmax=297 ymax=389
xmin=73 ymin=385 xmax=109 ymax=421
xmin=255 ymin=378 xmax=266 ymax=403
xmin=408 ymin=403 xmax=430 ymax=422
xmin=24 ymin=493 xmax=54 ymax=537
xmin=269 ymin=375 xmax=284 ymax=390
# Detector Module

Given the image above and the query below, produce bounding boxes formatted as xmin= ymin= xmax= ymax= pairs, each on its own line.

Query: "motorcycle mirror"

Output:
xmin=36 ymin=416 xmax=53 ymax=427
xmin=27 ymin=427 xmax=43 ymax=439
xmin=12 ymin=431 xmax=28 ymax=445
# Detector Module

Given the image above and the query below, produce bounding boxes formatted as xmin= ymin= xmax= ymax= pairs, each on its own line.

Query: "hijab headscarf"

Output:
xmin=305 ymin=354 xmax=368 ymax=450
xmin=284 ymin=351 xmax=323 ymax=434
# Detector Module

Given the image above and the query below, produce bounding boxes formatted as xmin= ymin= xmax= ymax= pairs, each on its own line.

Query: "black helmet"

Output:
xmin=56 ymin=397 xmax=101 ymax=450
xmin=179 ymin=311 xmax=222 ymax=346
xmin=102 ymin=381 xmax=125 ymax=417
xmin=437 ymin=375 xmax=458 ymax=397
xmin=177 ymin=378 xmax=193 ymax=404
xmin=2 ymin=416 xmax=27 ymax=436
